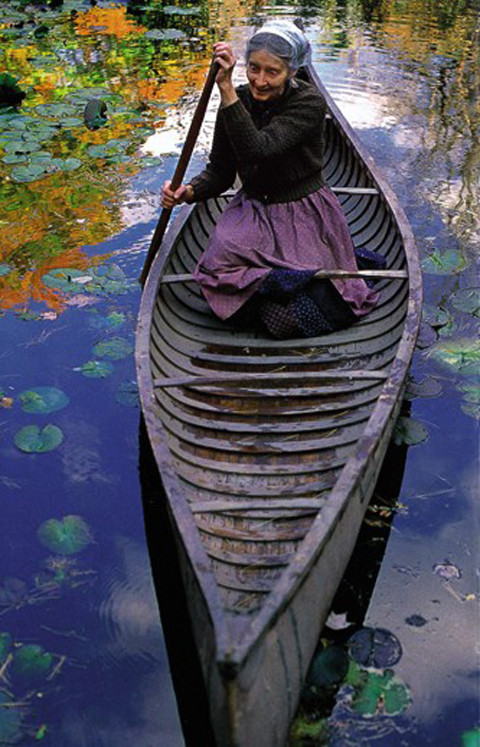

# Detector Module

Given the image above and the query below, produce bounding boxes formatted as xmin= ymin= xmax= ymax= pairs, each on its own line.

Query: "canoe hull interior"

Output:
xmin=136 ymin=66 xmax=422 ymax=746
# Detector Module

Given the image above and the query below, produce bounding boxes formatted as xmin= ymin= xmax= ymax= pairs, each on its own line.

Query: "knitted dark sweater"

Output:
xmin=189 ymin=78 xmax=326 ymax=204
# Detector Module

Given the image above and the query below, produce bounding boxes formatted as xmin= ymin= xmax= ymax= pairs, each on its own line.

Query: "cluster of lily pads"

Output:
xmin=291 ymin=626 xmax=411 ymax=742
xmin=0 ymin=628 xmax=67 ymax=743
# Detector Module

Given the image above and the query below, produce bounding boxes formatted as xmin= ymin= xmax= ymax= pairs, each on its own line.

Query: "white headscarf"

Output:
xmin=247 ymin=19 xmax=311 ymax=70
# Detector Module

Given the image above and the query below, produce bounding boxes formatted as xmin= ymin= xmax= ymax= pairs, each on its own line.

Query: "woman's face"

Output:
xmin=246 ymin=49 xmax=291 ymax=101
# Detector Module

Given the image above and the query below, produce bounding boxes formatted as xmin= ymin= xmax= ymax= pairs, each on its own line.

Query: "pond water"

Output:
xmin=0 ymin=1 xmax=478 ymax=745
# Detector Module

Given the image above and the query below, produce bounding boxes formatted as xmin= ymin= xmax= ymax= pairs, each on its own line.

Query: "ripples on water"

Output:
xmin=0 ymin=1 xmax=478 ymax=745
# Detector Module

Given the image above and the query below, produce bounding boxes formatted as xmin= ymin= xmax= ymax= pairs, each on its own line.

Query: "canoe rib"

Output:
xmin=136 ymin=63 xmax=422 ymax=747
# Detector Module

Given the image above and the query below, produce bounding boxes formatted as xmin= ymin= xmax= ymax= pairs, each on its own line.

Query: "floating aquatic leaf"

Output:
xmin=0 ymin=263 xmax=11 ymax=276
xmin=415 ymin=322 xmax=437 ymax=350
xmin=10 ymin=163 xmax=47 ymax=183
xmin=2 ymin=152 xmax=28 ymax=164
xmin=162 ymin=5 xmax=202 ymax=14
xmin=393 ymin=416 xmax=429 ymax=446
xmin=74 ymin=360 xmax=114 ymax=378
xmin=116 ymin=380 xmax=140 ymax=408
xmin=35 ymin=102 xmax=77 ymax=117
xmin=42 ymin=267 xmax=92 ymax=293
xmin=144 ymin=28 xmax=187 ymax=40
xmin=29 ymin=151 xmax=53 ymax=163
xmin=0 ymin=578 xmax=27 ymax=606
xmin=307 ymin=644 xmax=349 ymax=688
xmin=0 ymin=632 xmax=11 ymax=658
xmin=83 ymin=264 xmax=132 ymax=295
xmin=457 ymin=384 xmax=480 ymax=404
xmin=450 ymin=288 xmax=480 ymax=317
xmin=19 ymin=386 xmax=69 ymax=414
xmin=37 ymin=515 xmax=93 ymax=555
xmin=10 ymin=644 xmax=53 ymax=680
xmin=421 ymin=249 xmax=469 ymax=275
xmin=347 ymin=627 xmax=402 ymax=668
xmin=405 ymin=376 xmax=443 ymax=400
xmin=0 ymin=690 xmax=24 ymax=744
xmin=92 ymin=336 xmax=133 ymax=360
xmin=346 ymin=662 xmax=411 ymax=716
xmin=431 ymin=338 xmax=480 ymax=375
xmin=462 ymin=728 xmax=480 ymax=747
xmin=87 ymin=310 xmax=125 ymax=331
xmin=14 ymin=424 xmax=64 ymax=453
xmin=461 ymin=402 xmax=480 ymax=420
xmin=59 ymin=117 xmax=84 ymax=128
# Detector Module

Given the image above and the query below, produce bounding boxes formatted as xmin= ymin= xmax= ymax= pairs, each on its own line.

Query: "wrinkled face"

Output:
xmin=246 ymin=49 xmax=292 ymax=101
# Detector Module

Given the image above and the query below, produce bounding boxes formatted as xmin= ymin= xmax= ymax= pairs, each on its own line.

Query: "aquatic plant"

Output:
xmin=19 ymin=386 xmax=69 ymax=414
xmin=345 ymin=661 xmax=411 ymax=716
xmin=92 ymin=336 xmax=133 ymax=360
xmin=393 ymin=416 xmax=429 ymax=446
xmin=14 ymin=424 xmax=64 ymax=453
xmin=74 ymin=360 xmax=115 ymax=378
xmin=10 ymin=644 xmax=53 ymax=681
xmin=37 ymin=515 xmax=94 ymax=555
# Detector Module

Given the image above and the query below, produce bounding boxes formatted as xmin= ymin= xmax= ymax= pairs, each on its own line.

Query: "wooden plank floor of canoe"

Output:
xmin=149 ymin=170 xmax=410 ymax=614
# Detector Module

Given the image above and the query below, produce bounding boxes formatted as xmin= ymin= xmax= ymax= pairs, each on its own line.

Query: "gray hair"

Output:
xmin=246 ymin=20 xmax=311 ymax=71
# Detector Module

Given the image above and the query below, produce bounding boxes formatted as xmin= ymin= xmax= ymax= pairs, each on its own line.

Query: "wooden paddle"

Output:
xmin=139 ymin=57 xmax=220 ymax=286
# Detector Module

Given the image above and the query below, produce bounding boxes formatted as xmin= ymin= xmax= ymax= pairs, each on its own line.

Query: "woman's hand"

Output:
xmin=213 ymin=42 xmax=238 ymax=107
xmin=161 ymin=180 xmax=194 ymax=209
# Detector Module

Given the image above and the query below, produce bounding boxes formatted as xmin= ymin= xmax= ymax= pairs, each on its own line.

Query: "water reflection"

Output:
xmin=0 ymin=0 xmax=478 ymax=744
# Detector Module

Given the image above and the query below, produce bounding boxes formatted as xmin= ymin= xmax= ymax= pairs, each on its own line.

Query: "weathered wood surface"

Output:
xmin=135 ymin=63 xmax=422 ymax=747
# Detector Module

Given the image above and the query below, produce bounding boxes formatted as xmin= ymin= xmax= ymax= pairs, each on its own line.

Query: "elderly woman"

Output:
xmin=161 ymin=20 xmax=379 ymax=338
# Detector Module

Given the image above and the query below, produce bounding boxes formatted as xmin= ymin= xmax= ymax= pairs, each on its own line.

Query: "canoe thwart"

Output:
xmin=161 ymin=268 xmax=408 ymax=284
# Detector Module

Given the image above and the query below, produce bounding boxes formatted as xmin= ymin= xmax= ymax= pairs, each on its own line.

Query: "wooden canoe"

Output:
xmin=135 ymin=66 xmax=422 ymax=747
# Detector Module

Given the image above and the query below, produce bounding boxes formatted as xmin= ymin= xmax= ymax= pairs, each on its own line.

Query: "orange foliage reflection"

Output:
xmin=75 ymin=6 xmax=146 ymax=38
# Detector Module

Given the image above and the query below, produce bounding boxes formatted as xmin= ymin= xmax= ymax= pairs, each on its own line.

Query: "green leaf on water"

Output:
xmin=393 ymin=417 xmax=429 ymax=446
xmin=450 ymin=288 xmax=480 ymax=317
xmin=37 ymin=515 xmax=93 ymax=555
xmin=10 ymin=163 xmax=47 ymax=183
xmin=0 ymin=263 xmax=12 ymax=276
xmin=461 ymin=402 xmax=480 ymax=420
xmin=0 ymin=632 xmax=11 ymax=658
xmin=19 ymin=386 xmax=69 ymax=414
xmin=457 ymin=384 xmax=480 ymax=404
xmin=92 ymin=336 xmax=133 ymax=360
xmin=462 ymin=728 xmax=480 ymax=747
xmin=74 ymin=360 xmax=114 ymax=378
xmin=42 ymin=267 xmax=92 ymax=293
xmin=405 ymin=376 xmax=443 ymax=400
xmin=10 ymin=644 xmax=53 ymax=680
xmin=431 ymin=338 xmax=480 ymax=375
xmin=0 ymin=690 xmax=24 ymax=744
xmin=88 ymin=310 xmax=126 ymax=331
xmin=14 ymin=424 xmax=64 ymax=453
xmin=346 ymin=662 xmax=411 ymax=717
xmin=421 ymin=249 xmax=469 ymax=275
xmin=307 ymin=644 xmax=349 ymax=688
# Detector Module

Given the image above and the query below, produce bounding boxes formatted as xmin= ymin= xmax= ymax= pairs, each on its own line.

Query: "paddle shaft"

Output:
xmin=139 ymin=58 xmax=220 ymax=286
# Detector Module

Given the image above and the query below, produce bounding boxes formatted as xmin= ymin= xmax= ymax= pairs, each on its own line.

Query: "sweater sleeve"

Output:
xmin=189 ymin=107 xmax=237 ymax=202
xmin=221 ymin=88 xmax=325 ymax=164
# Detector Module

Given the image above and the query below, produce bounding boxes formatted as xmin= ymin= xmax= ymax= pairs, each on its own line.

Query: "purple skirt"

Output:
xmin=193 ymin=186 xmax=379 ymax=325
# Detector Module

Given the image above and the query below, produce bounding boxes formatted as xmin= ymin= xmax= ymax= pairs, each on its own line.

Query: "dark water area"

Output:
xmin=0 ymin=1 xmax=478 ymax=745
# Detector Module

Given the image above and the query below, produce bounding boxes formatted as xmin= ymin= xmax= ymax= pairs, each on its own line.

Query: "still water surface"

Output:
xmin=0 ymin=1 xmax=478 ymax=745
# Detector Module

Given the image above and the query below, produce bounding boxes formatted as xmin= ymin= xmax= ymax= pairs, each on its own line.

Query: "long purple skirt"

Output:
xmin=193 ymin=185 xmax=379 ymax=328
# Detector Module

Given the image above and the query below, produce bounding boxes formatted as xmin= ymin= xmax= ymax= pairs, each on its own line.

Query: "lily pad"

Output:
xmin=346 ymin=662 xmax=411 ymax=716
xmin=450 ymin=288 xmax=480 ymax=317
xmin=19 ymin=387 xmax=69 ymax=414
xmin=0 ymin=263 xmax=12 ymax=276
xmin=10 ymin=644 xmax=53 ymax=680
xmin=83 ymin=264 xmax=132 ymax=295
xmin=42 ymin=267 xmax=92 ymax=293
xmin=307 ymin=644 xmax=349 ymax=688
xmin=0 ymin=578 xmax=27 ymax=607
xmin=0 ymin=690 xmax=24 ymax=744
xmin=431 ymin=338 xmax=480 ymax=375
xmin=74 ymin=360 xmax=114 ymax=378
xmin=116 ymin=380 xmax=140 ymax=407
xmin=421 ymin=249 xmax=469 ymax=275
xmin=87 ymin=310 xmax=126 ymax=331
xmin=462 ymin=728 xmax=480 ymax=747
xmin=37 ymin=515 xmax=93 ymax=555
xmin=92 ymin=336 xmax=133 ymax=360
xmin=144 ymin=28 xmax=187 ymax=40
xmin=347 ymin=627 xmax=402 ymax=668
xmin=0 ymin=632 xmax=11 ymax=658
xmin=10 ymin=163 xmax=47 ymax=183
xmin=393 ymin=416 xmax=429 ymax=446
xmin=405 ymin=376 xmax=443 ymax=400
xmin=14 ymin=424 xmax=64 ymax=453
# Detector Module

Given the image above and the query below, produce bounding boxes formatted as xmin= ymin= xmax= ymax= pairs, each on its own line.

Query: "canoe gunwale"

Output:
xmin=135 ymin=62 xmax=423 ymax=718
